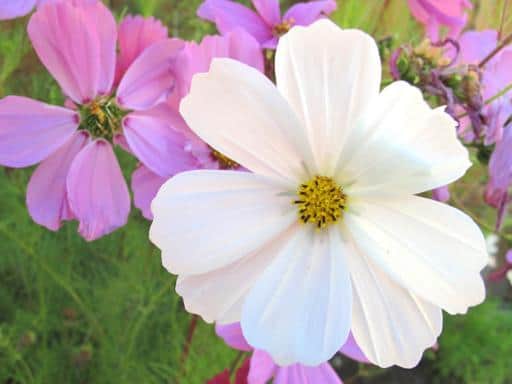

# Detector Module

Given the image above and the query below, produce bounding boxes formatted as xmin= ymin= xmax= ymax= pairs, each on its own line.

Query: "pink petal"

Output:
xmin=506 ymin=249 xmax=512 ymax=265
xmin=284 ymin=0 xmax=337 ymax=26
xmin=122 ymin=103 xmax=199 ymax=177
xmin=339 ymin=332 xmax=369 ymax=364
xmin=215 ymin=323 xmax=252 ymax=352
xmin=407 ymin=0 xmax=471 ymax=40
xmin=456 ymin=30 xmax=497 ymax=65
xmin=115 ymin=15 xmax=168 ymax=85
xmin=131 ymin=165 xmax=167 ymax=220
xmin=248 ymin=350 xmax=276 ymax=384
xmin=28 ymin=0 xmax=117 ymax=103
xmin=174 ymin=28 xmax=264 ymax=99
xmin=274 ymin=363 xmax=342 ymax=384
xmin=197 ymin=0 xmax=272 ymax=44
xmin=116 ymin=38 xmax=184 ymax=111
xmin=0 ymin=96 xmax=78 ymax=167
xmin=485 ymin=126 xmax=512 ymax=210
xmin=27 ymin=131 xmax=89 ymax=231
xmin=481 ymin=48 xmax=512 ymax=144
xmin=113 ymin=133 xmax=132 ymax=154
xmin=432 ymin=186 xmax=450 ymax=202
xmin=252 ymin=0 xmax=281 ymax=26
xmin=0 ymin=0 xmax=37 ymax=20
xmin=67 ymin=139 xmax=130 ymax=241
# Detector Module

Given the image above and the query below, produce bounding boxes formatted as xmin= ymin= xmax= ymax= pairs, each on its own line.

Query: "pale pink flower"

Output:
xmin=0 ymin=0 xmax=184 ymax=240
xmin=150 ymin=20 xmax=487 ymax=367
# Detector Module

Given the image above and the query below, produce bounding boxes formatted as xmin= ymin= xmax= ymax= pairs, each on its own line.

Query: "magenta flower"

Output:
xmin=0 ymin=0 xmax=184 ymax=240
xmin=456 ymin=30 xmax=512 ymax=144
xmin=197 ymin=0 xmax=336 ymax=48
xmin=132 ymin=28 xmax=264 ymax=220
xmin=0 ymin=0 xmax=50 ymax=20
xmin=407 ymin=0 xmax=472 ymax=41
xmin=216 ymin=323 xmax=368 ymax=384
xmin=485 ymin=126 xmax=512 ymax=230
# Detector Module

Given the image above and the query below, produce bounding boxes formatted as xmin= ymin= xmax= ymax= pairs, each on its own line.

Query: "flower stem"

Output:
xmin=229 ymin=351 xmax=246 ymax=375
xmin=181 ymin=314 xmax=199 ymax=367
xmin=484 ymin=83 xmax=512 ymax=106
xmin=499 ymin=0 xmax=510 ymax=40
xmin=479 ymin=31 xmax=512 ymax=68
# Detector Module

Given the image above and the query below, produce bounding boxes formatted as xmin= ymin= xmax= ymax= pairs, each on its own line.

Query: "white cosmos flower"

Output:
xmin=149 ymin=19 xmax=487 ymax=368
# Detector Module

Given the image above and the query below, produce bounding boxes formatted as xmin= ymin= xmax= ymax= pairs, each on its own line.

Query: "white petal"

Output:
xmin=241 ymin=226 xmax=352 ymax=366
xmin=345 ymin=239 xmax=442 ymax=368
xmin=180 ymin=58 xmax=312 ymax=186
xmin=176 ymin=224 xmax=300 ymax=324
xmin=345 ymin=195 xmax=487 ymax=315
xmin=338 ymin=81 xmax=471 ymax=195
xmin=149 ymin=170 xmax=296 ymax=275
xmin=275 ymin=20 xmax=381 ymax=175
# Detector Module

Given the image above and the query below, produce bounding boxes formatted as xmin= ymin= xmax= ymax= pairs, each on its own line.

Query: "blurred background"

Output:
xmin=1 ymin=0 xmax=512 ymax=383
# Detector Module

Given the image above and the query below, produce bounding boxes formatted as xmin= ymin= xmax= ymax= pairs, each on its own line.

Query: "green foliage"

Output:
xmin=0 ymin=168 xmax=237 ymax=383
xmin=434 ymin=300 xmax=512 ymax=384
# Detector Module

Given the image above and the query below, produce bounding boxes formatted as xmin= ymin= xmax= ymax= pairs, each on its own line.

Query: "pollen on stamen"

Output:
xmin=209 ymin=147 xmax=239 ymax=169
xmin=79 ymin=97 xmax=125 ymax=141
xmin=272 ymin=18 xmax=295 ymax=36
xmin=293 ymin=176 xmax=346 ymax=229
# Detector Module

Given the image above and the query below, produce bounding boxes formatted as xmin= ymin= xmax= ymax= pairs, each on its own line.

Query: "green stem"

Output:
xmin=229 ymin=351 xmax=247 ymax=376
xmin=483 ymin=83 xmax=512 ymax=106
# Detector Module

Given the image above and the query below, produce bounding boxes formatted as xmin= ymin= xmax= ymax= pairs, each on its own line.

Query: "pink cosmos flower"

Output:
xmin=215 ymin=323 xmax=368 ymax=384
xmin=132 ymin=28 xmax=264 ymax=220
xmin=197 ymin=0 xmax=337 ymax=48
xmin=0 ymin=0 xmax=50 ymax=20
xmin=0 ymin=0 xmax=184 ymax=240
xmin=455 ymin=30 xmax=512 ymax=144
xmin=407 ymin=0 xmax=472 ymax=41
xmin=115 ymin=15 xmax=168 ymax=85
xmin=208 ymin=359 xmax=250 ymax=384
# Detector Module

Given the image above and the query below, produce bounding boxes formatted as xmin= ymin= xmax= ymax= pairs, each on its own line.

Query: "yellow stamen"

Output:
xmin=210 ymin=147 xmax=239 ymax=169
xmin=293 ymin=176 xmax=346 ymax=229
xmin=272 ymin=18 xmax=295 ymax=36
xmin=89 ymin=101 xmax=106 ymax=124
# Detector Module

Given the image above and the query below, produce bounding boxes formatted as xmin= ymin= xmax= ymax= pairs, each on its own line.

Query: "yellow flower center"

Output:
xmin=272 ymin=18 xmax=295 ymax=36
xmin=210 ymin=147 xmax=239 ymax=169
xmin=293 ymin=176 xmax=346 ymax=229
xmin=80 ymin=97 xmax=125 ymax=141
